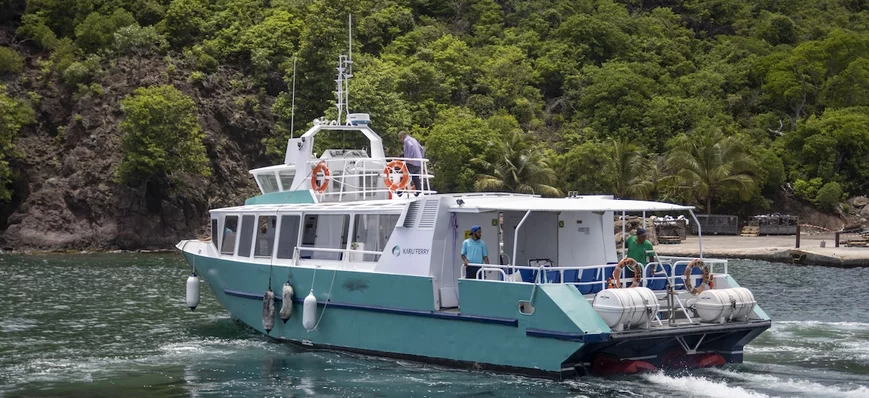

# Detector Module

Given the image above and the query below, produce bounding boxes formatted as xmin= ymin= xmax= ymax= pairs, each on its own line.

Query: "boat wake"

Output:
xmin=707 ymin=368 xmax=869 ymax=398
xmin=642 ymin=371 xmax=767 ymax=398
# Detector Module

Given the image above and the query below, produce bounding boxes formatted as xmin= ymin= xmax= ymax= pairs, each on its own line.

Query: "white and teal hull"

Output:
xmin=180 ymin=245 xmax=770 ymax=379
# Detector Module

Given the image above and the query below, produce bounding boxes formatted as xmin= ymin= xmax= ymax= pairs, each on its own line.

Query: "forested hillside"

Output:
xmin=1 ymin=0 xmax=868 ymax=250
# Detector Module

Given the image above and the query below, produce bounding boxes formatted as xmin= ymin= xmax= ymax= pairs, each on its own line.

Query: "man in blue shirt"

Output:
xmin=399 ymin=131 xmax=425 ymax=196
xmin=461 ymin=225 xmax=489 ymax=279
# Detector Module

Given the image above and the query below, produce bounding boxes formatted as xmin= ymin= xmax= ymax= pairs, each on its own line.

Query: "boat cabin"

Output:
xmin=208 ymin=118 xmax=718 ymax=312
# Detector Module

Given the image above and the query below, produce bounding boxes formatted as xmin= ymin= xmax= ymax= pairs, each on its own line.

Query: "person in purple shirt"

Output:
xmin=399 ymin=131 xmax=425 ymax=196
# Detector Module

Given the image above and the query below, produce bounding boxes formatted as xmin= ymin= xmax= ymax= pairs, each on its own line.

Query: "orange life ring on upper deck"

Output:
xmin=611 ymin=258 xmax=642 ymax=288
xmin=383 ymin=160 xmax=410 ymax=192
xmin=311 ymin=162 xmax=330 ymax=193
xmin=684 ymin=258 xmax=714 ymax=294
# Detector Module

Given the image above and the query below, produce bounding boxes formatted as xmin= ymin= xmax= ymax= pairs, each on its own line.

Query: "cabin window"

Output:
xmin=351 ymin=214 xmax=399 ymax=261
xmin=254 ymin=216 xmax=277 ymax=257
xmin=221 ymin=216 xmax=238 ymax=255
xmin=211 ymin=219 xmax=218 ymax=249
xmin=300 ymin=214 xmax=350 ymax=260
xmin=238 ymin=215 xmax=255 ymax=257
xmin=276 ymin=215 xmax=301 ymax=259
xmin=278 ymin=171 xmax=294 ymax=191
xmin=257 ymin=174 xmax=279 ymax=193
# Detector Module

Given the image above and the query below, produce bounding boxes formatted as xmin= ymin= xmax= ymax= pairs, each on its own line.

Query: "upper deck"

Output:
xmin=249 ymin=123 xmax=434 ymax=203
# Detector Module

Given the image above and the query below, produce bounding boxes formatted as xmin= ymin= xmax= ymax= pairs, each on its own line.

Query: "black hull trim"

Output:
xmin=566 ymin=320 xmax=772 ymax=375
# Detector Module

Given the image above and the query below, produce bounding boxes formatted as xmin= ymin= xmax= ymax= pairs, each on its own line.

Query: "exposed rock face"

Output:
xmin=860 ymin=205 xmax=869 ymax=219
xmin=1 ymin=56 xmax=273 ymax=250
xmin=851 ymin=196 xmax=869 ymax=208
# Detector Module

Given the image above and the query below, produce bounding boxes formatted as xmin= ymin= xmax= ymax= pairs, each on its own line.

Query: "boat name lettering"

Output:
xmin=402 ymin=248 xmax=430 ymax=255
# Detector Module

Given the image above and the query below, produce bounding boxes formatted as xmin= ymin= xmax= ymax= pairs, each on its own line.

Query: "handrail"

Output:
xmin=476 ymin=267 xmax=506 ymax=281
xmin=306 ymin=156 xmax=436 ymax=199
xmin=292 ymin=246 xmax=384 ymax=265
xmin=459 ymin=260 xmax=730 ymax=289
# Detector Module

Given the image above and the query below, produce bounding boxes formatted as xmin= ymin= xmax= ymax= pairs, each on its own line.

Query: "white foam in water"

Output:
xmin=709 ymin=368 xmax=869 ymax=397
xmin=643 ymin=371 xmax=768 ymax=398
xmin=774 ymin=320 xmax=869 ymax=330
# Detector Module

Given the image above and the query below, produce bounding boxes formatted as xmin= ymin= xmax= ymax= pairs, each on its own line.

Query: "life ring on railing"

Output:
xmin=383 ymin=160 xmax=410 ymax=192
xmin=311 ymin=162 xmax=330 ymax=193
xmin=611 ymin=258 xmax=642 ymax=288
xmin=684 ymin=258 xmax=713 ymax=294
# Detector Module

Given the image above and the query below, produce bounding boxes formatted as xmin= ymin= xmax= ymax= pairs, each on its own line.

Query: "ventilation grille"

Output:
xmin=417 ymin=200 xmax=439 ymax=229
xmin=403 ymin=201 xmax=421 ymax=228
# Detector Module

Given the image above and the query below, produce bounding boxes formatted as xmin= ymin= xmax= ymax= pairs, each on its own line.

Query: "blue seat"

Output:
xmin=527 ymin=259 xmax=560 ymax=283
xmin=542 ymin=270 xmax=560 ymax=283
xmin=519 ymin=268 xmax=536 ymax=283
xmin=602 ymin=265 xmax=616 ymax=287
xmin=576 ymin=268 xmax=599 ymax=294
xmin=645 ymin=263 xmax=668 ymax=290
xmin=673 ymin=263 xmax=687 ymax=290
xmin=562 ymin=269 xmax=579 ymax=283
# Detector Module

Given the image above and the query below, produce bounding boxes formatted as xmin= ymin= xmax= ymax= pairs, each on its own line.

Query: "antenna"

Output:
xmin=290 ymin=56 xmax=297 ymax=139
xmin=347 ymin=14 xmax=353 ymax=78
xmin=345 ymin=14 xmax=353 ymax=123
xmin=331 ymin=15 xmax=354 ymax=126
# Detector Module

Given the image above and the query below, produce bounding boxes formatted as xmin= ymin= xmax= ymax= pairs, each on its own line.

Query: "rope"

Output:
xmin=308 ymin=263 xmax=340 ymax=332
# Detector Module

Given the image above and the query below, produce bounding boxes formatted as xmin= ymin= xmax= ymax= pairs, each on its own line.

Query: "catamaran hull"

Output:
xmin=180 ymin=246 xmax=770 ymax=379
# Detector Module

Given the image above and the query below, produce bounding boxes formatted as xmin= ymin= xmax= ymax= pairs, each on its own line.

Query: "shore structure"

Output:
xmin=655 ymin=234 xmax=869 ymax=267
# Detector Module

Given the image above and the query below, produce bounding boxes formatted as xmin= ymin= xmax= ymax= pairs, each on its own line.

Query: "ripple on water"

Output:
xmin=1 ymin=256 xmax=869 ymax=397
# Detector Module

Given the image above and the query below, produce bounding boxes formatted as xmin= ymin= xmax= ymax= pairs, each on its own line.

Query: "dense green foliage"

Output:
xmin=117 ymin=85 xmax=210 ymax=186
xmin=0 ymin=85 xmax=35 ymax=202
xmin=474 ymin=129 xmax=561 ymax=197
xmin=4 ymin=0 xmax=869 ymax=213
xmin=0 ymin=47 xmax=24 ymax=75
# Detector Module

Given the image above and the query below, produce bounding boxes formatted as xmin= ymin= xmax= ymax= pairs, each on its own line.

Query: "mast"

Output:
xmin=331 ymin=14 xmax=354 ymax=126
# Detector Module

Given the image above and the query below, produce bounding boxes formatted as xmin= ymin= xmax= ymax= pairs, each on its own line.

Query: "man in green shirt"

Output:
xmin=626 ymin=227 xmax=655 ymax=265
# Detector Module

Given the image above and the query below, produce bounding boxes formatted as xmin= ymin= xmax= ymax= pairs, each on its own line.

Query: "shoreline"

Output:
xmin=654 ymin=234 xmax=869 ymax=267
xmin=0 ymin=249 xmax=176 ymax=255
xmin=3 ymin=235 xmax=868 ymax=267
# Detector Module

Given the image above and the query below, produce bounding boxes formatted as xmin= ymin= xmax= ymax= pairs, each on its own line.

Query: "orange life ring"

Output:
xmin=611 ymin=258 xmax=642 ymax=288
xmin=383 ymin=160 xmax=410 ymax=192
xmin=311 ymin=162 xmax=330 ymax=193
xmin=684 ymin=258 xmax=713 ymax=294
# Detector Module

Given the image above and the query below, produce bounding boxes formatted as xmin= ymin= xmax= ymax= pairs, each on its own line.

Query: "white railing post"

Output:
xmin=512 ymin=210 xmax=532 ymax=273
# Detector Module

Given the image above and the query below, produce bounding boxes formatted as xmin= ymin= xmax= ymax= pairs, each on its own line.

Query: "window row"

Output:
xmin=210 ymin=214 xmax=399 ymax=261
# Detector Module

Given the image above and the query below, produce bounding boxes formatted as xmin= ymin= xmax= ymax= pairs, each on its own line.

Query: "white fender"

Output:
xmin=186 ymin=272 xmax=200 ymax=311
xmin=280 ymin=282 xmax=294 ymax=323
xmin=302 ymin=291 xmax=318 ymax=331
xmin=262 ymin=288 xmax=275 ymax=333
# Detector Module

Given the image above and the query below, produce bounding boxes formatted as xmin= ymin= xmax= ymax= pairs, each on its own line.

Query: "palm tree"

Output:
xmin=610 ymin=138 xmax=653 ymax=199
xmin=474 ymin=130 xmax=563 ymax=197
xmin=665 ymin=129 xmax=758 ymax=214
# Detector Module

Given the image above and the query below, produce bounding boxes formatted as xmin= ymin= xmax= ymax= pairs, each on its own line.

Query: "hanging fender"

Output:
xmin=262 ymin=288 xmax=276 ymax=334
xmin=186 ymin=272 xmax=200 ymax=311
xmin=280 ymin=282 xmax=294 ymax=323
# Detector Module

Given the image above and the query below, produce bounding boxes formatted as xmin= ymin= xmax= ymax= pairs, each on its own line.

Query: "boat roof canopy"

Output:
xmin=210 ymin=200 xmax=406 ymax=214
xmin=448 ymin=196 xmax=694 ymax=213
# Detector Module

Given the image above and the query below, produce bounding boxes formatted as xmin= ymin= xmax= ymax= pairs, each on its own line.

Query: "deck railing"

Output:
xmin=292 ymin=246 xmax=385 ymax=265
xmin=307 ymin=157 xmax=436 ymax=201
xmin=462 ymin=258 xmax=728 ymax=292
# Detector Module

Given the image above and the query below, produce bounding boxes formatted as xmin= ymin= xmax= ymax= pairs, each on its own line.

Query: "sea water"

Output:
xmin=1 ymin=254 xmax=868 ymax=397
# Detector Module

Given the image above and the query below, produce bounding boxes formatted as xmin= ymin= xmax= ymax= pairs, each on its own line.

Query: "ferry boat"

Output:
xmin=176 ymin=56 xmax=771 ymax=379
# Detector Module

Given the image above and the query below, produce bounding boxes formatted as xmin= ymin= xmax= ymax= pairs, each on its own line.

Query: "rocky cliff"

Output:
xmin=1 ymin=49 xmax=276 ymax=251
